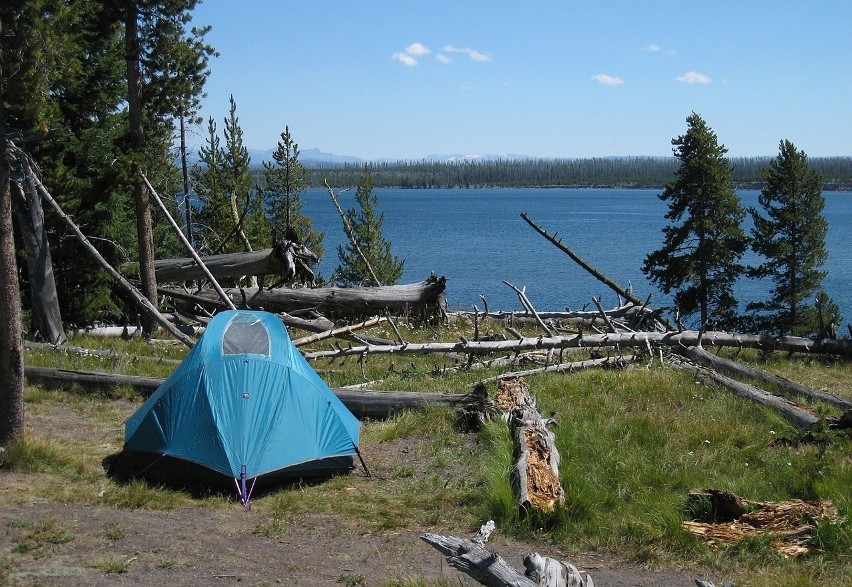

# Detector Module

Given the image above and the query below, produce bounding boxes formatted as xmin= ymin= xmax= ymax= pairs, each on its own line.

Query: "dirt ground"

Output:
xmin=0 ymin=500 xmax=704 ymax=587
xmin=1 ymin=399 xmax=707 ymax=587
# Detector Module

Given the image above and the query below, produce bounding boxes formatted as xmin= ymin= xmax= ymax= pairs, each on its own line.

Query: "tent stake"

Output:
xmin=354 ymin=445 xmax=372 ymax=478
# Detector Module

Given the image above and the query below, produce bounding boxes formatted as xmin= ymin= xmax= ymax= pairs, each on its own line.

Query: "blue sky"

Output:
xmin=188 ymin=1 xmax=852 ymax=160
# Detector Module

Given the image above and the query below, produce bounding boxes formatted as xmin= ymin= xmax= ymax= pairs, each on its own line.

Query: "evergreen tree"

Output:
xmin=748 ymin=140 xmax=836 ymax=336
xmin=335 ymin=165 xmax=404 ymax=286
xmin=192 ymin=116 xmax=229 ymax=251
xmin=193 ymin=97 xmax=267 ymax=255
xmin=642 ymin=113 xmax=748 ymax=328
xmin=262 ymin=125 xmax=324 ymax=260
xmin=221 ymin=95 xmax=266 ymax=252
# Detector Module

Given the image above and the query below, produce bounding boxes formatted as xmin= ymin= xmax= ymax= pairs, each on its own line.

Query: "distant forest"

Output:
xmin=295 ymin=156 xmax=852 ymax=190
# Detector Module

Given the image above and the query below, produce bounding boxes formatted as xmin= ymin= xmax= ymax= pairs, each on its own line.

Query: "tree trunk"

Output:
xmin=125 ymin=3 xmax=158 ymax=335
xmin=153 ymin=244 xmax=301 ymax=283
xmin=671 ymin=354 xmax=821 ymax=429
xmin=678 ymin=345 xmax=852 ymax=412
xmin=34 ymin=174 xmax=195 ymax=347
xmin=420 ymin=532 xmax=595 ymax=587
xmin=0 ymin=139 xmax=25 ymax=445
xmin=163 ymin=274 xmax=447 ymax=320
xmin=10 ymin=161 xmax=66 ymax=344
xmin=22 ymin=365 xmax=469 ymax=420
xmin=302 ymin=329 xmax=852 ymax=361
xmin=495 ymin=378 xmax=564 ymax=512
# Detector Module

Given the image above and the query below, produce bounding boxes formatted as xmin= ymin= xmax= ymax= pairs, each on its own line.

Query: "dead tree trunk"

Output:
xmin=153 ymin=242 xmax=315 ymax=284
xmin=8 ymin=151 xmax=66 ymax=344
xmin=420 ymin=530 xmax=594 ymax=587
xmin=678 ymin=345 xmax=852 ymax=413
xmin=163 ymin=274 xmax=447 ymax=319
xmin=671 ymin=354 xmax=821 ymax=430
xmin=302 ymin=330 xmax=852 ymax=360
xmin=22 ymin=365 xmax=469 ymax=420
xmin=520 ymin=212 xmax=672 ymax=331
xmin=495 ymin=378 xmax=564 ymax=512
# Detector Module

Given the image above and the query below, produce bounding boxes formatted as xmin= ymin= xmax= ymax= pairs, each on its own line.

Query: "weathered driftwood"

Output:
xmin=163 ymin=274 xmax=447 ymax=319
xmin=22 ymin=365 xmax=468 ymax=420
xmin=303 ymin=329 xmax=852 ymax=361
xmin=495 ymin=378 xmax=564 ymax=512
xmin=9 ymin=153 xmax=66 ymax=345
xmin=678 ymin=345 xmax=852 ymax=412
xmin=421 ymin=532 xmax=537 ymax=587
xmin=153 ymin=242 xmax=315 ymax=284
xmin=671 ymin=355 xmax=821 ymax=429
xmin=421 ymin=531 xmax=594 ymax=587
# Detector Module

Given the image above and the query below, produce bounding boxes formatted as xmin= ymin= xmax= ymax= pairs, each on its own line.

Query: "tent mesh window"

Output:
xmin=222 ymin=314 xmax=271 ymax=356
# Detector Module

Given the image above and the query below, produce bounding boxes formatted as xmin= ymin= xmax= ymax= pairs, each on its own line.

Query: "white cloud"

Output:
xmin=405 ymin=42 xmax=431 ymax=57
xmin=676 ymin=71 xmax=712 ymax=84
xmin=392 ymin=42 xmax=432 ymax=66
xmin=392 ymin=52 xmax=418 ymax=66
xmin=593 ymin=73 xmax=624 ymax=87
xmin=442 ymin=45 xmax=491 ymax=62
xmin=436 ymin=54 xmax=452 ymax=64
xmin=645 ymin=44 xmax=677 ymax=56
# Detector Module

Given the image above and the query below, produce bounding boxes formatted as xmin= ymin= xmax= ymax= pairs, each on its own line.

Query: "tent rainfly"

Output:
xmin=109 ymin=310 xmax=362 ymax=507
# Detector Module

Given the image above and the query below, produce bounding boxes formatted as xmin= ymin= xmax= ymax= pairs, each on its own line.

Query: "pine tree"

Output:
xmin=192 ymin=116 xmax=229 ymax=251
xmin=262 ymin=126 xmax=324 ymax=261
xmin=194 ymin=97 xmax=267 ymax=255
xmin=642 ymin=113 xmax=748 ymax=328
xmin=748 ymin=140 xmax=836 ymax=336
xmin=335 ymin=165 xmax=404 ymax=286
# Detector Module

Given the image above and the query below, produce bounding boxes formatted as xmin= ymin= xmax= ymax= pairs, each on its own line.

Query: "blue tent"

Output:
xmin=111 ymin=310 xmax=361 ymax=505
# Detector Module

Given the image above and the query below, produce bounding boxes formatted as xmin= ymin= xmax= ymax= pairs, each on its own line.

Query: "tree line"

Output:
xmin=304 ymin=155 xmax=852 ymax=190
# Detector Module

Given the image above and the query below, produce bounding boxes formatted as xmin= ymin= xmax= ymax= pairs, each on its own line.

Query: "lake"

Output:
xmin=300 ymin=187 xmax=851 ymax=330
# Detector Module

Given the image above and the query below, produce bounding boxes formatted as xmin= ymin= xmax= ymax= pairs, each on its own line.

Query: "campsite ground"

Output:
xmin=0 ymin=397 xmax=699 ymax=587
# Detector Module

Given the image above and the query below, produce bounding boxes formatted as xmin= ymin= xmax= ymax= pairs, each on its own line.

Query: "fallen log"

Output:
xmin=162 ymin=274 xmax=447 ymax=320
xmin=22 ymin=365 xmax=468 ymax=420
xmin=495 ymin=378 xmax=564 ymax=512
xmin=153 ymin=242 xmax=315 ymax=284
xmin=520 ymin=211 xmax=672 ymax=331
xmin=478 ymin=355 xmax=633 ymax=384
xmin=670 ymin=355 xmax=821 ymax=430
xmin=678 ymin=345 xmax=852 ymax=412
xmin=303 ymin=330 xmax=852 ymax=360
xmin=157 ymin=291 xmax=394 ymax=346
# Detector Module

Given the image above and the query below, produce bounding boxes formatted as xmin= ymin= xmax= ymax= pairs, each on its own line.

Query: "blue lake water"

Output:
xmin=300 ymin=188 xmax=851 ymax=330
